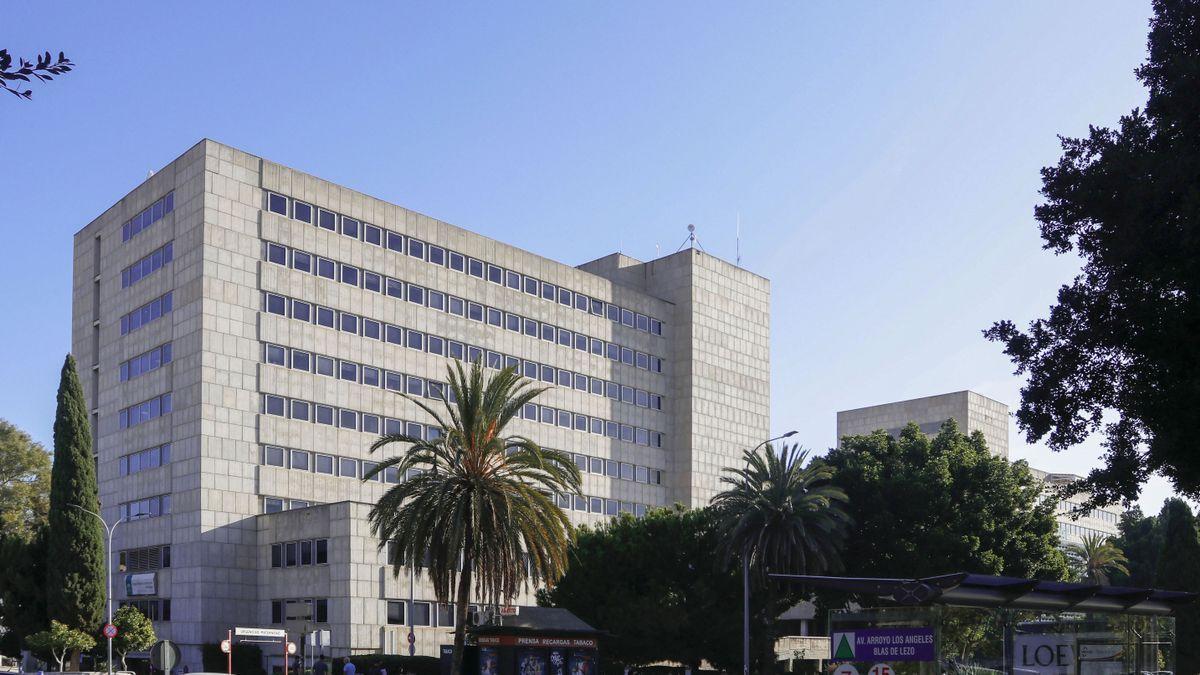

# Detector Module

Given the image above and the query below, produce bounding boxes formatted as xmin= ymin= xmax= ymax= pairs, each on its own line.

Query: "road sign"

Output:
xmin=286 ymin=642 xmax=297 ymax=655
xmin=868 ymin=665 xmax=894 ymax=675
xmin=102 ymin=624 xmax=118 ymax=639
xmin=150 ymin=640 xmax=180 ymax=672
xmin=220 ymin=639 xmax=231 ymax=654
xmin=235 ymin=627 xmax=287 ymax=638
xmin=833 ymin=665 xmax=860 ymax=675
xmin=407 ymin=632 xmax=416 ymax=644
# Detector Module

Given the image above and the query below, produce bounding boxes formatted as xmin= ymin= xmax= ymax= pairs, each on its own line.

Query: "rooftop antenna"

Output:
xmin=676 ymin=223 xmax=707 ymax=253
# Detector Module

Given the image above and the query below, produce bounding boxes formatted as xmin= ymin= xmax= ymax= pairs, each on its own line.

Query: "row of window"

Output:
xmin=119 ymin=443 xmax=171 ymax=476
xmin=121 ymin=191 xmax=175 ymax=242
xmin=570 ymin=453 xmax=662 ymax=485
xmin=119 ymin=343 xmax=173 ymax=382
xmin=119 ymin=598 xmax=170 ymax=622
xmin=270 ymin=539 xmax=330 ymax=567
xmin=1060 ymin=501 xmax=1121 ymax=525
xmin=264 ymin=241 xmax=665 ymax=373
xmin=120 ymin=545 xmax=171 ymax=572
xmin=270 ymin=598 xmax=328 ymax=624
xmin=264 ymin=337 xmax=661 ymax=414
xmin=263 ymin=388 xmax=665 ymax=449
xmin=266 ymin=192 xmax=665 ymax=336
xmin=122 ymin=241 xmax=174 ymax=288
xmin=555 ymin=493 xmax=652 ymax=518
xmin=120 ymin=291 xmax=174 ymax=335
xmin=263 ymin=442 xmax=662 ymax=490
xmin=119 ymin=392 xmax=173 ymax=429
xmin=385 ymin=600 xmax=455 ymax=627
xmin=1058 ymin=522 xmax=1116 ymax=540
xmin=264 ymin=445 xmax=402 ymax=483
xmin=120 ymin=494 xmax=171 ymax=521
xmin=263 ymin=496 xmax=316 ymax=513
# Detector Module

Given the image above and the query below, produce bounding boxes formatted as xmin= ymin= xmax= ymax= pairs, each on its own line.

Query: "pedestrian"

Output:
xmin=314 ymin=656 xmax=329 ymax=675
xmin=378 ymin=663 xmax=387 ymax=675
xmin=342 ymin=657 xmax=356 ymax=675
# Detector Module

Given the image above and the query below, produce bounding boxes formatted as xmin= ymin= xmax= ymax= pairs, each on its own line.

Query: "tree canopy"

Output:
xmin=26 ymin=620 xmax=95 ymax=671
xmin=0 ymin=419 xmax=51 ymax=538
xmin=112 ymin=605 xmax=156 ymax=669
xmin=366 ymin=362 xmax=580 ymax=675
xmin=984 ymin=0 xmax=1200 ymax=505
xmin=826 ymin=421 xmax=1069 ymax=581
xmin=539 ymin=506 xmax=747 ymax=672
xmin=1110 ymin=505 xmax=1165 ymax=588
xmin=0 ymin=50 xmax=73 ymax=100
xmin=1156 ymin=499 xmax=1200 ymax=673
xmin=46 ymin=354 xmax=105 ymax=634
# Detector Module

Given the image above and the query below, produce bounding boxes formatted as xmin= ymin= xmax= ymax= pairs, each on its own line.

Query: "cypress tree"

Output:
xmin=1156 ymin=498 xmax=1200 ymax=675
xmin=45 ymin=354 xmax=105 ymax=635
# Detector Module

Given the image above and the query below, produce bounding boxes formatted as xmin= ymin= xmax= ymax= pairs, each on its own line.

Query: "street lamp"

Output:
xmin=71 ymin=504 xmax=124 ymax=675
xmin=743 ymin=430 xmax=797 ymax=675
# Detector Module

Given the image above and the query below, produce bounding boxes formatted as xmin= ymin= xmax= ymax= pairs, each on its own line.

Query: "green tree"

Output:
xmin=365 ymin=362 xmax=581 ymax=675
xmin=46 ymin=355 xmax=105 ymax=638
xmin=0 ymin=50 xmax=73 ymax=100
xmin=0 ymin=526 xmax=49 ymax=654
xmin=539 ymin=506 xmax=745 ymax=672
xmin=1110 ymin=505 xmax=1164 ymax=587
xmin=0 ymin=419 xmax=51 ymax=537
xmin=984 ymin=0 xmax=1200 ymax=506
xmin=25 ymin=620 xmax=96 ymax=671
xmin=111 ymin=605 xmax=156 ymax=669
xmin=710 ymin=444 xmax=851 ymax=674
xmin=1065 ymin=533 xmax=1129 ymax=585
xmin=1156 ymin=499 xmax=1200 ymax=673
xmin=826 ymin=421 xmax=1069 ymax=581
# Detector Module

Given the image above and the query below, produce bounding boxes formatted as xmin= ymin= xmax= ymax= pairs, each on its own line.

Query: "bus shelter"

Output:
xmin=772 ymin=572 xmax=1196 ymax=675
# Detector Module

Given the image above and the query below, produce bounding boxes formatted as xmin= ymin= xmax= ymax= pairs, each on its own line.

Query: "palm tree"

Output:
xmin=710 ymin=443 xmax=851 ymax=674
xmin=1065 ymin=532 xmax=1129 ymax=585
xmin=365 ymin=362 xmax=581 ymax=674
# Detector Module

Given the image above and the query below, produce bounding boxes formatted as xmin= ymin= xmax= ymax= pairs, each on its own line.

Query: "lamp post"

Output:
xmin=72 ymin=504 xmax=124 ymax=675
xmin=743 ymin=430 xmax=797 ymax=675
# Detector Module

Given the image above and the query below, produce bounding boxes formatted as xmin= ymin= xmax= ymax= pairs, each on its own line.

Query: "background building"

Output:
xmin=836 ymin=390 xmax=1010 ymax=459
xmin=71 ymin=139 xmax=771 ymax=668
xmin=835 ymin=391 xmax=1120 ymax=547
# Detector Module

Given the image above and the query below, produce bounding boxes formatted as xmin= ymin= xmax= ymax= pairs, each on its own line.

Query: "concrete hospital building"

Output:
xmin=71 ymin=140 xmax=770 ymax=668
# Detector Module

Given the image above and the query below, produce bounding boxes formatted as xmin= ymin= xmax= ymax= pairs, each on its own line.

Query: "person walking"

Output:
xmin=314 ymin=656 xmax=329 ymax=675
xmin=342 ymin=657 xmax=356 ymax=675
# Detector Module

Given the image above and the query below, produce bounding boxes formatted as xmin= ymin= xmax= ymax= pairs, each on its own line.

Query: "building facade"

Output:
xmin=835 ymin=391 xmax=1120 ymax=547
xmin=836 ymin=390 xmax=1010 ymax=459
xmin=71 ymin=140 xmax=771 ymax=669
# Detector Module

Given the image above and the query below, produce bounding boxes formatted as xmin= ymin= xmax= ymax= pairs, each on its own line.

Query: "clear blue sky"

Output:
xmin=4 ymin=2 xmax=1175 ymax=509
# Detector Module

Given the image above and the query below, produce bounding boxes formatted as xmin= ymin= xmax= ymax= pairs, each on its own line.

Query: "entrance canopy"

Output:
xmin=771 ymin=572 xmax=1197 ymax=616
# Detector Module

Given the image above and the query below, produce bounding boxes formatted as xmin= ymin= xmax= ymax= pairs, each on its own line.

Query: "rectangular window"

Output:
xmin=541 ymin=282 xmax=556 ymax=301
xmin=300 ymin=540 xmax=313 ymax=565
xmin=316 ymin=307 xmax=335 ymax=328
xmin=427 ymin=336 xmax=446 ymax=356
xmin=291 ymin=299 xmax=312 ymax=322
xmin=486 ymin=264 xmax=503 ymax=284
xmin=363 ymin=318 xmax=381 ymax=340
xmin=316 ymin=356 xmax=335 ymax=377
xmin=316 ymin=209 xmax=336 ymax=231
xmin=428 ymin=245 xmax=446 ymax=266
xmin=341 ymin=216 xmax=360 ymax=238
xmin=340 ymin=264 xmax=359 ymax=286
xmin=123 ymin=292 xmax=175 ymax=334
xmin=651 ymin=319 xmax=663 ymax=335
xmin=291 ymin=450 xmax=310 ymax=471
xmin=387 ymin=601 xmax=405 ymax=625
xmin=294 ymin=201 xmax=313 ymax=223
xmin=316 ymin=258 xmax=335 ymax=279
xmin=407 ymin=284 xmax=425 ymax=305
xmin=316 ymin=539 xmax=328 ymax=564
xmin=339 ymin=361 xmax=358 ymax=382
xmin=387 ymin=231 xmax=404 ymax=253
xmin=467 ymin=302 xmax=484 ymax=322
xmin=408 ymin=238 xmax=425 ymax=260
xmin=541 ymin=324 xmax=555 ymax=342
xmin=271 ymin=544 xmax=282 ymax=568
xmin=290 ymin=400 xmax=310 ymax=421
xmin=364 ymin=224 xmax=382 ymax=246
xmin=362 ymin=414 xmax=380 ymax=434
xmin=574 ymin=294 xmax=588 ymax=312
xmin=268 ymin=193 xmax=288 ymax=215
xmin=411 ymin=602 xmax=432 ymax=626
xmin=590 ymin=497 xmax=603 ymax=513
xmin=339 ymin=457 xmax=358 ymax=478
xmin=486 ymin=308 xmax=502 ymax=327
xmin=505 ymin=270 xmax=521 ymax=290
xmin=449 ymin=252 xmax=465 ymax=272
xmin=315 ymin=405 xmax=334 ymax=425
xmin=293 ymin=250 xmax=312 ymax=273
xmin=265 ymin=446 xmax=286 ymax=467
xmin=437 ymin=603 xmax=455 ymax=627
xmin=505 ymin=313 xmax=520 ymax=332
xmin=448 ymin=341 xmax=464 ymax=360
xmin=558 ymin=288 xmax=572 ymax=306
xmin=406 ymin=330 xmax=425 ymax=351
xmin=523 ymin=276 xmax=539 ymax=295
xmin=339 ymin=409 xmax=358 ymax=430
xmin=448 ymin=296 xmax=465 ymax=316
xmin=315 ymin=454 xmax=334 ymax=475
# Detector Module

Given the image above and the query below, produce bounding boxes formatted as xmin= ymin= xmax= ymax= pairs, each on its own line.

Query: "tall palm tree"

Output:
xmin=710 ymin=443 xmax=851 ymax=674
xmin=364 ymin=362 xmax=581 ymax=674
xmin=1065 ymin=532 xmax=1129 ymax=585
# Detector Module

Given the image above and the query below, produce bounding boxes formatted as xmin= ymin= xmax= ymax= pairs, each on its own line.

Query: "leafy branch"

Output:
xmin=0 ymin=50 xmax=74 ymax=100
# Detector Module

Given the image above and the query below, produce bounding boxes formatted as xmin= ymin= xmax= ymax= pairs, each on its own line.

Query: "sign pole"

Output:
xmin=283 ymin=634 xmax=288 ymax=675
xmin=227 ymin=630 xmax=232 ymax=675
